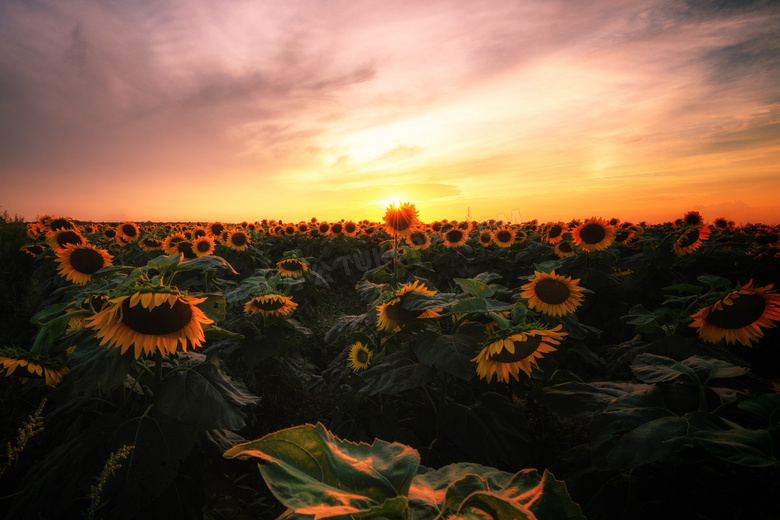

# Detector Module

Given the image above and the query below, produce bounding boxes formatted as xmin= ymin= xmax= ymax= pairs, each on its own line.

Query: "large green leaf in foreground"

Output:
xmin=224 ymin=422 xmax=420 ymax=519
xmin=224 ymin=423 xmax=586 ymax=520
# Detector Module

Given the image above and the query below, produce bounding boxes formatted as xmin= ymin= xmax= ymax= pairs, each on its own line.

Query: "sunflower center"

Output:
xmin=56 ymin=231 xmax=83 ymax=248
xmin=548 ymin=225 xmax=563 ymax=238
xmin=384 ymin=298 xmax=424 ymax=322
xmin=410 ymin=232 xmax=427 ymax=246
xmin=677 ymin=229 xmax=701 ymax=248
xmin=615 ymin=230 xmax=630 ymax=243
xmin=331 ymin=223 xmax=343 ymax=234
xmin=70 ymin=248 xmax=107 ymax=274
xmin=705 ymin=294 xmax=766 ymax=330
xmin=231 ymin=233 xmax=247 ymax=246
xmin=558 ymin=242 xmax=573 ymax=253
xmin=210 ymin=224 xmax=225 ymax=235
xmin=446 ymin=230 xmax=464 ymax=243
xmin=120 ymin=297 xmax=193 ymax=335
xmin=252 ymin=298 xmax=286 ymax=311
xmin=496 ymin=230 xmax=512 ymax=243
xmin=579 ymin=223 xmax=606 ymax=244
xmin=280 ymin=260 xmax=303 ymax=272
xmin=533 ymin=279 xmax=571 ymax=305
xmin=345 ymin=223 xmax=357 ymax=233
xmin=121 ymin=224 xmax=138 ymax=237
xmin=356 ymin=349 xmax=369 ymax=363
xmin=50 ymin=218 xmax=74 ymax=231
xmin=196 ymin=240 xmax=211 ymax=253
xmin=489 ymin=335 xmax=543 ymax=363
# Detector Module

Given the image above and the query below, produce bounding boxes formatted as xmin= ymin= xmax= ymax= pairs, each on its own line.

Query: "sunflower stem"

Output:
xmin=152 ymin=352 xmax=163 ymax=394
xmin=392 ymin=233 xmax=399 ymax=284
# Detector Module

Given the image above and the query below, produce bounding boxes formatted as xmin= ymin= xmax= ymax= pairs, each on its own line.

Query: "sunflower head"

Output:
xmin=376 ymin=280 xmax=442 ymax=332
xmin=243 ymin=293 xmax=298 ymax=318
xmin=554 ymin=241 xmax=576 ymax=258
xmin=673 ymin=226 xmax=711 ymax=256
xmin=0 ymin=347 xmax=70 ymax=387
xmin=383 ymin=202 xmax=420 ymax=238
xmin=690 ymin=280 xmax=780 ymax=346
xmin=442 ymin=228 xmax=468 ymax=248
xmin=226 ymin=230 xmax=251 ymax=251
xmin=85 ymin=287 xmax=214 ymax=359
xmin=492 ymin=227 xmax=516 ymax=248
xmin=277 ymin=257 xmax=309 ymax=278
xmin=193 ymin=236 xmax=216 ymax=257
xmin=472 ymin=324 xmax=567 ymax=383
xmin=572 ymin=218 xmax=615 ymax=252
xmin=116 ymin=221 xmax=140 ymax=242
xmin=519 ymin=270 xmax=585 ymax=316
xmin=348 ymin=342 xmax=372 ymax=372
xmin=477 ymin=230 xmax=493 ymax=247
xmin=406 ymin=230 xmax=431 ymax=250
xmin=55 ymin=243 xmax=113 ymax=285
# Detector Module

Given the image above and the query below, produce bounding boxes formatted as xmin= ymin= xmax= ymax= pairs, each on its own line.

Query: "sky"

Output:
xmin=2 ymin=0 xmax=779 ymax=226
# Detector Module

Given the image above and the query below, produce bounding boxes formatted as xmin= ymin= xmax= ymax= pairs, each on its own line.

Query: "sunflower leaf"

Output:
xmin=155 ymin=363 xmax=259 ymax=430
xmin=696 ymin=274 xmax=731 ymax=290
xmin=689 ymin=428 xmax=775 ymax=467
xmin=360 ymin=352 xmax=435 ymax=396
xmin=414 ymin=332 xmax=478 ymax=381
xmin=453 ymin=278 xmax=494 ymax=298
xmin=223 ymin=423 xmax=420 ymax=519
xmin=451 ymin=297 xmax=513 ymax=314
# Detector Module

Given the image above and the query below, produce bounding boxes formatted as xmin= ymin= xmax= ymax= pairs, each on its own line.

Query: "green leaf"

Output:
xmin=223 ymin=423 xmax=420 ymax=519
xmin=738 ymin=393 xmax=780 ymax=425
xmin=180 ymin=254 xmax=239 ymax=274
xmin=537 ymin=381 xmax=654 ymax=421
xmin=199 ymin=292 xmax=227 ymax=323
xmin=155 ymin=359 xmax=259 ymax=430
xmin=414 ymin=332 xmax=478 ymax=381
xmin=662 ymin=283 xmax=704 ymax=294
xmin=454 ymin=278 xmax=494 ymax=298
xmin=147 ymin=253 xmax=182 ymax=272
xmin=697 ymin=274 xmax=731 ymax=289
xmin=360 ymin=352 xmax=435 ymax=396
xmin=401 ymin=290 xmax=453 ymax=311
xmin=632 ymin=354 xmax=748 ymax=386
xmin=451 ymin=298 xmax=513 ymax=315
xmin=459 ymin=492 xmax=537 ymax=520
xmin=30 ymin=302 xmax=70 ymax=324
xmin=61 ymin=335 xmax=134 ymax=397
xmin=690 ymin=428 xmax=775 ymax=467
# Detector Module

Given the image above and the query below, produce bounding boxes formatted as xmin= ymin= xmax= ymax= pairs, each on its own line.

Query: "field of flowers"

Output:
xmin=0 ymin=205 xmax=779 ymax=520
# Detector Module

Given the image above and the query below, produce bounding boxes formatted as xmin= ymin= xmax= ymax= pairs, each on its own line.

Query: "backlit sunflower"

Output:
xmin=48 ymin=228 xmax=86 ymax=252
xmin=343 ymin=221 xmax=359 ymax=236
xmin=174 ymin=240 xmax=198 ymax=261
xmin=682 ymin=210 xmax=705 ymax=227
xmin=86 ymin=290 xmax=213 ymax=358
xmin=554 ymin=241 xmax=575 ymax=258
xmin=193 ymin=236 xmax=215 ymax=257
xmin=492 ymin=227 xmax=515 ymax=248
xmin=376 ymin=280 xmax=443 ymax=332
xmin=0 ymin=347 xmax=70 ymax=387
xmin=543 ymin=222 xmax=565 ymax=244
xmin=116 ymin=221 xmax=140 ymax=242
xmin=673 ymin=226 xmax=711 ymax=256
xmin=472 ymin=324 xmax=567 ymax=383
xmin=690 ymin=280 xmax=780 ymax=346
xmin=296 ymin=221 xmax=311 ymax=234
xmin=478 ymin=230 xmax=493 ymax=247
xmin=442 ymin=228 xmax=468 ymax=248
xmin=572 ymin=218 xmax=615 ymax=252
xmin=406 ymin=230 xmax=431 ymax=250
xmin=277 ymin=257 xmax=309 ymax=278
xmin=55 ymin=243 xmax=113 ymax=285
xmin=139 ymin=237 xmax=164 ymax=251
xmin=163 ymin=233 xmax=187 ymax=255
xmin=21 ymin=244 xmax=46 ymax=257
xmin=520 ymin=271 xmax=585 ymax=316
xmin=226 ymin=230 xmax=251 ymax=251
xmin=348 ymin=342 xmax=372 ymax=372
xmin=243 ymin=294 xmax=298 ymax=317
xmin=318 ymin=222 xmax=332 ymax=235
xmin=47 ymin=217 xmax=76 ymax=232
xmin=383 ymin=202 xmax=419 ymax=238
xmin=208 ymin=222 xmax=226 ymax=237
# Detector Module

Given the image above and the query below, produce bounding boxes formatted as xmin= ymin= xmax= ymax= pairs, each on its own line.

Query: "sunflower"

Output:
xmin=712 ymin=217 xmax=734 ymax=232
xmin=571 ymin=218 xmax=615 ymax=252
xmin=442 ymin=228 xmax=468 ymax=248
xmin=682 ymin=210 xmax=705 ymax=227
xmin=343 ymin=221 xmax=359 ymax=236
xmin=139 ymin=237 xmax=164 ymax=251
xmin=383 ymin=202 xmax=419 ymax=238
xmin=116 ymin=221 xmax=140 ymax=242
xmin=207 ymin=222 xmax=226 ymax=237
xmin=690 ymin=280 xmax=780 ymax=346
xmin=477 ymin=230 xmax=493 ymax=247
xmin=520 ymin=271 xmax=585 ymax=316
xmin=193 ymin=236 xmax=215 ymax=257
xmin=296 ymin=221 xmax=311 ymax=234
xmin=348 ymin=342 xmax=372 ymax=372
xmin=613 ymin=228 xmax=636 ymax=245
xmin=243 ymin=294 xmax=298 ymax=317
xmin=174 ymin=240 xmax=198 ymax=261
xmin=472 ymin=324 xmax=567 ymax=383
xmin=376 ymin=280 xmax=443 ymax=332
xmin=55 ymin=243 xmax=113 ymax=285
xmin=492 ymin=227 xmax=516 ymax=248
xmin=163 ymin=233 xmax=187 ymax=255
xmin=406 ymin=230 xmax=431 ymax=250
xmin=277 ymin=257 xmax=309 ymax=278
xmin=27 ymin=223 xmax=44 ymax=240
xmin=554 ymin=241 xmax=575 ymax=258
xmin=21 ymin=244 xmax=46 ymax=257
xmin=47 ymin=217 xmax=76 ymax=232
xmin=673 ymin=226 xmax=711 ymax=256
xmin=0 ymin=348 xmax=70 ymax=387
xmin=543 ymin=222 xmax=565 ymax=244
xmin=48 ymin=228 xmax=86 ymax=252
xmin=226 ymin=230 xmax=251 ymax=251
xmin=86 ymin=290 xmax=213 ymax=358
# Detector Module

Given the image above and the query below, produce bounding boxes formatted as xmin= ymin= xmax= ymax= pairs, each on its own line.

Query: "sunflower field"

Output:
xmin=1 ymin=206 xmax=779 ymax=520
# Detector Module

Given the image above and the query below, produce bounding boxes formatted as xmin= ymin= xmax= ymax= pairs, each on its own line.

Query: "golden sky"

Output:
xmin=2 ymin=0 xmax=779 ymax=225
